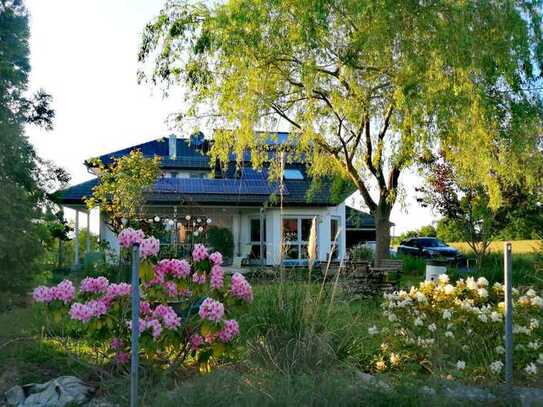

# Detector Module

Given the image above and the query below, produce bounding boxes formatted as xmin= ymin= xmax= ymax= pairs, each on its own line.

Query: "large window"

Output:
xmin=282 ymin=217 xmax=315 ymax=260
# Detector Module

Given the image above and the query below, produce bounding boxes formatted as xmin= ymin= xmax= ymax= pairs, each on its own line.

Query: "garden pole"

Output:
xmin=504 ymin=242 xmax=513 ymax=401
xmin=130 ymin=243 xmax=140 ymax=407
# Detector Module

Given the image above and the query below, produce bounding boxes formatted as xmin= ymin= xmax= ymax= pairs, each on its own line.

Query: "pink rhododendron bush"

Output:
xmin=33 ymin=227 xmax=252 ymax=372
xmin=370 ymin=275 xmax=543 ymax=380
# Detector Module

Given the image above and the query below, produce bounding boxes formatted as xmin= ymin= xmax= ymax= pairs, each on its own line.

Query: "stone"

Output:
xmin=5 ymin=385 xmax=25 ymax=406
xmin=5 ymin=376 xmax=93 ymax=407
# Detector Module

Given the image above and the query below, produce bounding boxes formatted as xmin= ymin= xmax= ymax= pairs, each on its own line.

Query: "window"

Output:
xmin=170 ymin=171 xmax=178 ymax=178
xmin=283 ymin=169 xmax=304 ymax=180
xmin=282 ymin=217 xmax=316 ymax=260
xmin=249 ymin=217 xmax=266 ymax=259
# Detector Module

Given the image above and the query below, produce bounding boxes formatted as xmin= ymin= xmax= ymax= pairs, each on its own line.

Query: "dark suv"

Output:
xmin=397 ymin=237 xmax=463 ymax=263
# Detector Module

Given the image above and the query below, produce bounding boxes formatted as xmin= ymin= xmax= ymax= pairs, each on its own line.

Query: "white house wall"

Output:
xmin=99 ymin=203 xmax=346 ymax=267
xmin=99 ymin=213 xmax=120 ymax=260
xmin=264 ymin=203 xmax=346 ymax=266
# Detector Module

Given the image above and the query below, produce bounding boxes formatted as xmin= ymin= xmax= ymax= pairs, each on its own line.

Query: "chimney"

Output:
xmin=168 ymin=134 xmax=176 ymax=160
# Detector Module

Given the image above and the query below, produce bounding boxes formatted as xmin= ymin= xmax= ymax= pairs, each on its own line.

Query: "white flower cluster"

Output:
xmin=379 ymin=277 xmax=542 ymax=378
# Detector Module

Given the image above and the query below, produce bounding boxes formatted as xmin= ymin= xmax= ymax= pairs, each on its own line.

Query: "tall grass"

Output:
xmin=448 ymin=253 xmax=542 ymax=287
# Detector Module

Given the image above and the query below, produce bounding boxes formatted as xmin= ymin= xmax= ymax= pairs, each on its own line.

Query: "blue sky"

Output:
xmin=25 ymin=0 xmax=436 ymax=235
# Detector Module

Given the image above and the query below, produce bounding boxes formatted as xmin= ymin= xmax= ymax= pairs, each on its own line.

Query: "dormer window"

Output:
xmin=283 ymin=169 xmax=304 ymax=180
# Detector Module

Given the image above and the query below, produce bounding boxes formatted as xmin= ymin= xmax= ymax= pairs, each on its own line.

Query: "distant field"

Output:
xmin=449 ymin=240 xmax=542 ymax=254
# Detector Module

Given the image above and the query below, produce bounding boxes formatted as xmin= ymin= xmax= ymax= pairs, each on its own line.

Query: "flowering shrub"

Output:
xmin=33 ymin=228 xmax=253 ymax=372
xmin=372 ymin=275 xmax=543 ymax=380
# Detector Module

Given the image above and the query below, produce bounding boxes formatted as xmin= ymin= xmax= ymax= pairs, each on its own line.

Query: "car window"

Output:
xmin=418 ymin=238 xmax=448 ymax=248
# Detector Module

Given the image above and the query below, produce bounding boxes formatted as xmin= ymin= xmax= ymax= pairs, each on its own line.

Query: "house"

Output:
xmin=58 ymin=133 xmax=376 ymax=267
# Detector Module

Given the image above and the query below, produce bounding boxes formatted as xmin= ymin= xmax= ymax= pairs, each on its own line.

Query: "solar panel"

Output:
xmin=152 ymin=178 xmax=282 ymax=195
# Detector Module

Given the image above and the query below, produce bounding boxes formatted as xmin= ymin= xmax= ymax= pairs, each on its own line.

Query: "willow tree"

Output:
xmin=139 ymin=0 xmax=543 ymax=260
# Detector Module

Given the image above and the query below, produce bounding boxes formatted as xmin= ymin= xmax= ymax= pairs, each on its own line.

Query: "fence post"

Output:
xmin=131 ymin=243 xmax=140 ymax=407
xmin=504 ymin=242 xmax=513 ymax=401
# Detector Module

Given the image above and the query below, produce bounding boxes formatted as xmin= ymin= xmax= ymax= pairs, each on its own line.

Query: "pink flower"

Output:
xmin=140 ymin=236 xmax=160 ymax=258
xmin=218 ymin=319 xmax=240 ymax=343
xmin=163 ymin=281 xmax=177 ymax=297
xmin=33 ymin=280 xmax=75 ymax=304
xmin=118 ymin=227 xmax=144 ymax=248
xmin=69 ymin=299 xmax=108 ymax=323
xmin=111 ymin=337 xmax=123 ymax=350
xmin=152 ymin=304 xmax=181 ymax=329
xmin=192 ymin=272 xmax=206 ymax=285
xmin=210 ymin=265 xmax=224 ymax=289
xmin=116 ymin=351 xmax=130 ymax=364
xmin=54 ymin=280 xmax=76 ymax=303
xmin=105 ymin=282 xmax=131 ymax=300
xmin=230 ymin=273 xmax=253 ymax=303
xmin=209 ymin=251 xmax=223 ymax=266
xmin=69 ymin=303 xmax=93 ymax=323
xmin=80 ymin=276 xmax=109 ymax=294
xmin=127 ymin=318 xmax=147 ymax=333
xmin=33 ymin=286 xmax=53 ymax=303
xmin=169 ymin=259 xmax=191 ymax=278
xmin=146 ymin=319 xmax=162 ymax=339
xmin=140 ymin=301 xmax=152 ymax=316
xmin=190 ymin=334 xmax=204 ymax=351
xmin=198 ymin=297 xmax=224 ymax=322
xmin=192 ymin=244 xmax=208 ymax=262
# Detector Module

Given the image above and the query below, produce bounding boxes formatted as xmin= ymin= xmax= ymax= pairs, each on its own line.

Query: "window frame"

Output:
xmin=282 ymin=216 xmax=317 ymax=260
xmin=249 ymin=216 xmax=267 ymax=260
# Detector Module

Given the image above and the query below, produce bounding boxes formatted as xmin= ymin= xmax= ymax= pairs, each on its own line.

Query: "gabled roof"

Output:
xmin=60 ymin=134 xmax=340 ymax=208
xmin=86 ymin=136 xmax=211 ymax=170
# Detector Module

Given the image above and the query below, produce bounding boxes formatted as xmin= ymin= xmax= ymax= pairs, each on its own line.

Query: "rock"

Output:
xmin=442 ymin=383 xmax=496 ymax=402
xmin=5 ymin=385 xmax=25 ymax=406
xmin=5 ymin=376 xmax=93 ymax=407
xmin=512 ymin=387 xmax=543 ymax=407
xmin=358 ymin=372 xmax=392 ymax=392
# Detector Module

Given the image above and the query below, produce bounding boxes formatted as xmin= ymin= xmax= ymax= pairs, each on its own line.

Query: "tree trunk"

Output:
xmin=374 ymin=203 xmax=392 ymax=263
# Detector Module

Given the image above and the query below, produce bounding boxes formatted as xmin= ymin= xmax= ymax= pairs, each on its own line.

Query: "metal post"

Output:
xmin=130 ymin=244 xmax=140 ymax=407
xmin=504 ymin=242 xmax=513 ymax=399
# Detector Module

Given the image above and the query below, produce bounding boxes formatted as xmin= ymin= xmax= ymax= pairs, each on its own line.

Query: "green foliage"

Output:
xmin=349 ymin=243 xmax=374 ymax=261
xmin=435 ymin=218 xmax=465 ymax=243
xmin=448 ymin=253 xmax=542 ymax=288
xmin=399 ymin=255 xmax=426 ymax=276
xmin=85 ymin=150 xmax=161 ymax=232
xmin=394 ymin=224 xmax=437 ymax=245
xmin=139 ymin=0 xmax=543 ymax=261
xmin=0 ymin=0 xmax=63 ymax=295
xmin=206 ymin=227 xmax=234 ymax=258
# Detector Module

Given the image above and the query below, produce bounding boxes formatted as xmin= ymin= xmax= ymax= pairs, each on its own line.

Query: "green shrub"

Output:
xmin=349 ymin=243 xmax=374 ymax=261
xmin=398 ymin=254 xmax=426 ymax=275
xmin=207 ymin=227 xmax=234 ymax=258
